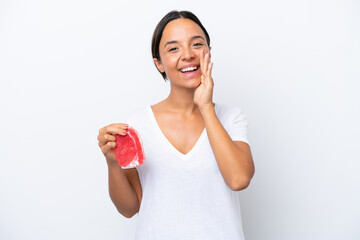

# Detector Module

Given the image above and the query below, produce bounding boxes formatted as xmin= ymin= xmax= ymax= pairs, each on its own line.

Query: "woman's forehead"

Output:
xmin=160 ymin=18 xmax=206 ymax=44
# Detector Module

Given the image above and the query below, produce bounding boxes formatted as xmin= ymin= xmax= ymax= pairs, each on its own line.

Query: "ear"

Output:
xmin=153 ymin=58 xmax=165 ymax=73
xmin=208 ymin=46 xmax=212 ymax=58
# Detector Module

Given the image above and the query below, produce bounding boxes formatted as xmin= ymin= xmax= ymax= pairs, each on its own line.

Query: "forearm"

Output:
xmin=200 ymin=105 xmax=254 ymax=190
xmin=106 ymin=160 xmax=139 ymax=218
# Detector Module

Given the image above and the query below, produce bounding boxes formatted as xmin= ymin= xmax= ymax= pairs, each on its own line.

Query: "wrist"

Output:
xmin=106 ymin=158 xmax=121 ymax=169
xmin=199 ymin=103 xmax=215 ymax=115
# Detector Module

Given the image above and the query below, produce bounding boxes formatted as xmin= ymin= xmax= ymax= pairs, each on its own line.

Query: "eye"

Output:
xmin=193 ymin=42 xmax=203 ymax=47
xmin=169 ymin=47 xmax=178 ymax=52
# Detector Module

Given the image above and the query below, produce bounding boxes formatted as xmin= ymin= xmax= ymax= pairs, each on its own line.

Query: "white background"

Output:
xmin=1 ymin=0 xmax=359 ymax=239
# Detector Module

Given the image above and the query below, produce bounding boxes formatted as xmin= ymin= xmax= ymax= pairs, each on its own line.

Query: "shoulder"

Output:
xmin=216 ymin=102 xmax=250 ymax=144
xmin=124 ymin=105 xmax=149 ymax=122
xmin=116 ymin=105 xmax=150 ymax=130
xmin=215 ymin=102 xmax=247 ymax=124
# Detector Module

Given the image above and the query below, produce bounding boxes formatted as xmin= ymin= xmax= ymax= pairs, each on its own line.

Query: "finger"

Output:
xmin=203 ymin=52 xmax=208 ymax=76
xmin=99 ymin=123 xmax=128 ymax=135
xmin=98 ymin=129 xmax=126 ymax=148
xmin=101 ymin=141 xmax=116 ymax=153
xmin=208 ymin=62 xmax=214 ymax=86
xmin=208 ymin=62 xmax=213 ymax=77
xmin=200 ymin=50 xmax=205 ymax=75
xmin=201 ymin=75 xmax=205 ymax=84
xmin=103 ymin=126 xmax=128 ymax=136
xmin=204 ymin=53 xmax=209 ymax=75
xmin=98 ymin=133 xmax=116 ymax=147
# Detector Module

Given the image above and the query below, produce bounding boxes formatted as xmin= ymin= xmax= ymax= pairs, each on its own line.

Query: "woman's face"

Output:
xmin=154 ymin=18 xmax=211 ymax=87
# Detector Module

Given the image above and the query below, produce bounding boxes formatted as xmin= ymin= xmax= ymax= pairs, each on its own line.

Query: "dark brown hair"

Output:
xmin=151 ymin=10 xmax=211 ymax=81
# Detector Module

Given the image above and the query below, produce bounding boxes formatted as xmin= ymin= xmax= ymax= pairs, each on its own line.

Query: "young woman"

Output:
xmin=97 ymin=10 xmax=255 ymax=239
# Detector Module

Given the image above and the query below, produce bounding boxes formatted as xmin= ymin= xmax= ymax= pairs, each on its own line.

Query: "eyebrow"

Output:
xmin=164 ymin=35 xmax=205 ymax=48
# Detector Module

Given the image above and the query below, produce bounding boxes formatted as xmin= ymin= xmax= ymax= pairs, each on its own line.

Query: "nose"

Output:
xmin=181 ymin=47 xmax=195 ymax=61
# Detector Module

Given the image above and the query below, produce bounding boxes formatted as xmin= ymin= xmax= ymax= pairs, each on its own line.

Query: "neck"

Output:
xmin=164 ymin=85 xmax=199 ymax=115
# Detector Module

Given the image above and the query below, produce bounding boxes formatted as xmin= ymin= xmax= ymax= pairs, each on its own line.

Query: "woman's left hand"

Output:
xmin=194 ymin=50 xmax=214 ymax=111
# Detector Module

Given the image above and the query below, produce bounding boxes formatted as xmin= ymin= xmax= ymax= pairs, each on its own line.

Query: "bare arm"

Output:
xmin=200 ymin=105 xmax=255 ymax=191
xmin=195 ymin=51 xmax=255 ymax=191
xmin=98 ymin=123 xmax=140 ymax=218
xmin=106 ymin=161 xmax=140 ymax=218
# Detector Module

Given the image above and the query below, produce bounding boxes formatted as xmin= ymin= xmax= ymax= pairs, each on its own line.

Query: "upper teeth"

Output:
xmin=180 ymin=66 xmax=197 ymax=72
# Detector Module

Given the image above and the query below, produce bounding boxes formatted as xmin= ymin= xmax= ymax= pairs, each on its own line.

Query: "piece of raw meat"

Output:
xmin=114 ymin=126 xmax=145 ymax=167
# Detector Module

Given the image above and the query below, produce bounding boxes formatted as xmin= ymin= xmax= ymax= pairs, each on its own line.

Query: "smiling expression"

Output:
xmin=154 ymin=18 xmax=211 ymax=87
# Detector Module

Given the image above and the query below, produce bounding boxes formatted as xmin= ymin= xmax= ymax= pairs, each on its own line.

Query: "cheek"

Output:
xmin=163 ymin=56 xmax=179 ymax=71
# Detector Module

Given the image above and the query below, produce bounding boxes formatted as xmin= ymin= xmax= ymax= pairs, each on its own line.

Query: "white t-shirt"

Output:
xmin=121 ymin=102 xmax=250 ymax=240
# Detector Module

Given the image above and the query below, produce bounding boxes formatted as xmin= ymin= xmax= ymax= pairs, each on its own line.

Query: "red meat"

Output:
xmin=114 ymin=127 xmax=145 ymax=168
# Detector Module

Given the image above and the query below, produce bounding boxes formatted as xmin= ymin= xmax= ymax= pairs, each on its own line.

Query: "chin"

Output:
xmin=169 ymin=75 xmax=201 ymax=88
xmin=184 ymin=77 xmax=201 ymax=88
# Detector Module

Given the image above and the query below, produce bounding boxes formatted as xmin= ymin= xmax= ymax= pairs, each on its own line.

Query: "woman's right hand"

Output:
xmin=97 ymin=123 xmax=129 ymax=165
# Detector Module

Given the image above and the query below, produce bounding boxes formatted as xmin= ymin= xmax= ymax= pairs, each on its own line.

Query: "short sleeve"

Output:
xmin=225 ymin=107 xmax=250 ymax=145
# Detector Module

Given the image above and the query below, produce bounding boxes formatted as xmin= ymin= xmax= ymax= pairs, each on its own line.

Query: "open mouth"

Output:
xmin=179 ymin=66 xmax=199 ymax=73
